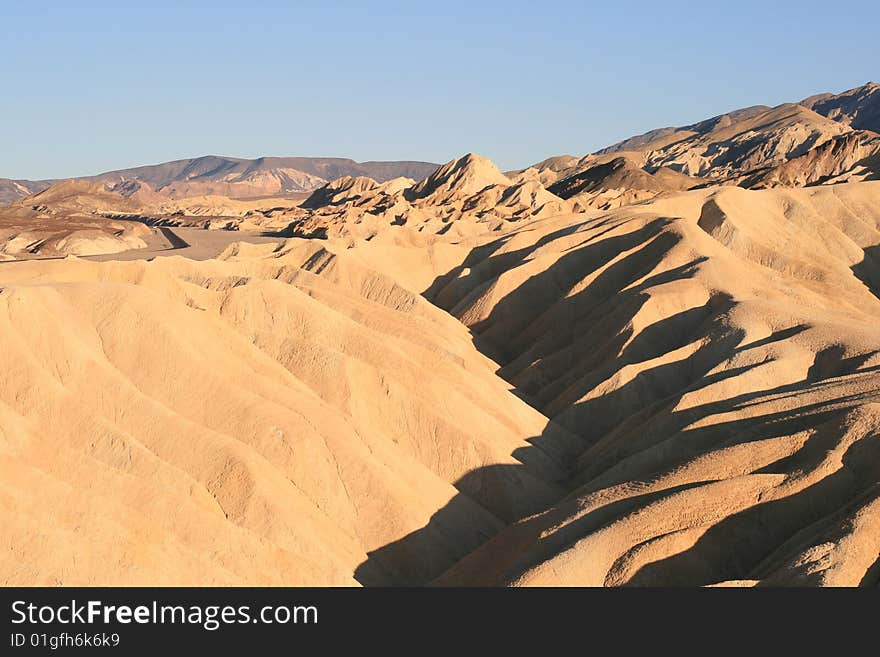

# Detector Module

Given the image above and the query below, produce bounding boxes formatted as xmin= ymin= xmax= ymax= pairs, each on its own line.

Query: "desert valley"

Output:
xmin=1 ymin=82 xmax=879 ymax=587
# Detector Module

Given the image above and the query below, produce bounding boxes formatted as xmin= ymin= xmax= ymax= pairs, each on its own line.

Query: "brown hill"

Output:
xmin=627 ymin=104 xmax=849 ymax=179
xmin=278 ymin=154 xmax=568 ymax=240
xmin=406 ymin=153 xmax=511 ymax=203
xmin=426 ymin=182 xmax=880 ymax=586
xmin=0 ymin=180 xmax=155 ymax=259
xmin=515 ymin=83 xmax=880 ymax=214
xmin=16 ymin=179 xmax=142 ymax=214
xmin=801 ymin=82 xmax=880 ymax=133
xmin=90 ymin=156 xmax=438 ymax=199
xmin=742 ymin=132 xmax=880 ymax=188
xmin=0 ymin=178 xmax=52 ymax=205
xmin=598 ymin=105 xmax=771 ymax=156
xmin=301 ymin=176 xmax=380 ymax=209
xmin=0 ymin=156 xmax=440 ymax=205
xmin=548 ymin=156 xmax=699 ymax=210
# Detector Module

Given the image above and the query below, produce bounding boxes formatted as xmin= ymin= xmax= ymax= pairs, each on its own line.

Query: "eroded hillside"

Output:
xmin=1 ymin=83 xmax=879 ymax=587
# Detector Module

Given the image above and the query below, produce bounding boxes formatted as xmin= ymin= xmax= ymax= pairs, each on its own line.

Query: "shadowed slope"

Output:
xmin=423 ymin=182 xmax=880 ymax=586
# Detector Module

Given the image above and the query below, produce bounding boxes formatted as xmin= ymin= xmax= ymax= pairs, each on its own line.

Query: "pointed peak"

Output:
xmin=406 ymin=153 xmax=509 ymax=202
xmin=301 ymin=175 xmax=379 ymax=209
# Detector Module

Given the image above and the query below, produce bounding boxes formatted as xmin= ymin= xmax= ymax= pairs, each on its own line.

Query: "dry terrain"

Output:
xmin=0 ymin=83 xmax=878 ymax=587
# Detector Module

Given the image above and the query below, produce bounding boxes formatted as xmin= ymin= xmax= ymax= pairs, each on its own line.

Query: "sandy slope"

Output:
xmin=426 ymin=182 xmax=880 ymax=586
xmin=0 ymin=238 xmax=577 ymax=585
xmin=1 ymin=149 xmax=879 ymax=587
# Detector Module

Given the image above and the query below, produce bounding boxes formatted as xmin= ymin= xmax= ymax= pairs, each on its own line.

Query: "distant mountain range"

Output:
xmin=3 ymin=82 xmax=878 ymax=209
xmin=600 ymin=81 xmax=880 ymax=157
xmin=0 ymin=179 xmax=48 ymax=205
xmin=508 ymin=81 xmax=880 ymax=210
xmin=0 ymin=156 xmax=440 ymax=205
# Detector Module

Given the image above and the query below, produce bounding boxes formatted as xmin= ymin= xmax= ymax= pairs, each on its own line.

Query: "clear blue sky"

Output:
xmin=2 ymin=0 xmax=878 ymax=179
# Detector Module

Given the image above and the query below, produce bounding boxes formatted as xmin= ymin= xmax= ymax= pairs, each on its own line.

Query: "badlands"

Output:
xmin=0 ymin=83 xmax=878 ymax=586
